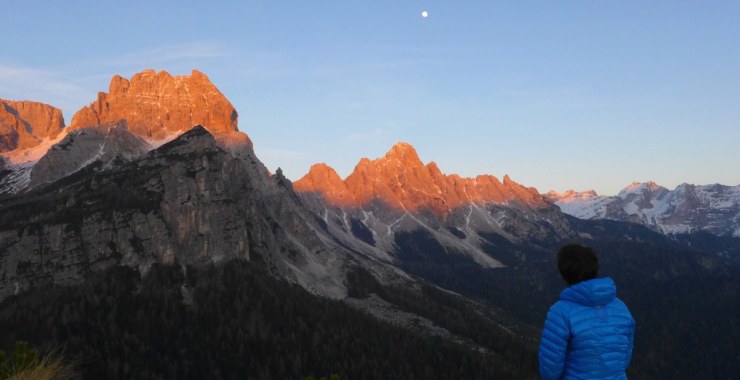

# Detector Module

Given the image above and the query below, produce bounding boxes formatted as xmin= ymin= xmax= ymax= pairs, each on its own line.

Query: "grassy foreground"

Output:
xmin=0 ymin=341 xmax=75 ymax=380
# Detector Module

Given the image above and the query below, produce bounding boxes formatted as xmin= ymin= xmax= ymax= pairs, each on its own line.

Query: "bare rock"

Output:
xmin=69 ymin=69 xmax=250 ymax=148
xmin=29 ymin=120 xmax=148 ymax=188
xmin=0 ymin=99 xmax=65 ymax=152
xmin=294 ymin=141 xmax=552 ymax=215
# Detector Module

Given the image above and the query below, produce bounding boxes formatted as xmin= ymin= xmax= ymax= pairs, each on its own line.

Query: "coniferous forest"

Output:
xmin=1 ymin=236 xmax=739 ymax=379
xmin=0 ymin=261 xmax=537 ymax=380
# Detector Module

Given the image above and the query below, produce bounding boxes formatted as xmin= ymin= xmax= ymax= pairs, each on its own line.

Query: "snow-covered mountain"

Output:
xmin=546 ymin=181 xmax=740 ymax=237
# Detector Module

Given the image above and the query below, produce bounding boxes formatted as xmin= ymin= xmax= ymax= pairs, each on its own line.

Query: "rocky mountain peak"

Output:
xmin=29 ymin=120 xmax=149 ymax=188
xmin=384 ymin=142 xmax=422 ymax=165
xmin=297 ymin=163 xmax=345 ymax=187
xmin=69 ymin=69 xmax=248 ymax=147
xmin=295 ymin=142 xmax=552 ymax=214
xmin=349 ymin=142 xmax=426 ymax=178
xmin=618 ymin=181 xmax=669 ymax=201
xmin=549 ymin=181 xmax=740 ymax=237
xmin=545 ymin=189 xmax=599 ymax=201
xmin=545 ymin=190 xmax=565 ymax=199
xmin=293 ymin=164 xmax=355 ymax=207
xmin=154 ymin=125 xmax=220 ymax=156
xmin=0 ymin=99 xmax=65 ymax=152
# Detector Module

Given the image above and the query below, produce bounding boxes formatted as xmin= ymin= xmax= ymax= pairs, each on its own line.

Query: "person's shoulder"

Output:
xmin=548 ymin=299 xmax=574 ymax=315
xmin=545 ymin=300 xmax=573 ymax=330
xmin=610 ymin=297 xmax=635 ymax=320
xmin=611 ymin=296 xmax=630 ymax=310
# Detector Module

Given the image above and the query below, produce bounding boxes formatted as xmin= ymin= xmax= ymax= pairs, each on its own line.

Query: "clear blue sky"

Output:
xmin=2 ymin=1 xmax=739 ymax=195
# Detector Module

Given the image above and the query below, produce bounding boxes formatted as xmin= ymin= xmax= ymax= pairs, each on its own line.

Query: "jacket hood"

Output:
xmin=560 ymin=277 xmax=617 ymax=306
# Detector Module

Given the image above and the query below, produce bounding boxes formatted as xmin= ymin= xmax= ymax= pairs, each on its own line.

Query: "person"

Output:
xmin=539 ymin=243 xmax=635 ymax=380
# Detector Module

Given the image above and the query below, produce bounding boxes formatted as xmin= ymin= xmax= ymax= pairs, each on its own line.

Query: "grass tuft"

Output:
xmin=1 ymin=342 xmax=76 ymax=380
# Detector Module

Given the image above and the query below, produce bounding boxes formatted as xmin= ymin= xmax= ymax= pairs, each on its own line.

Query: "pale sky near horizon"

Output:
xmin=1 ymin=1 xmax=739 ymax=195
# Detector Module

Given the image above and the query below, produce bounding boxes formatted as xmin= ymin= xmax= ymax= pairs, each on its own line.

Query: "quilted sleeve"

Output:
xmin=625 ymin=312 xmax=636 ymax=368
xmin=539 ymin=305 xmax=570 ymax=380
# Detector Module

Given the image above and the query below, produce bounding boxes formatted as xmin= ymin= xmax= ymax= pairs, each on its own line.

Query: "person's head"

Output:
xmin=557 ymin=243 xmax=599 ymax=285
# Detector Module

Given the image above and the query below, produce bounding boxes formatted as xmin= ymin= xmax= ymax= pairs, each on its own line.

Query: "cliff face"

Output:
xmin=0 ymin=100 xmax=65 ymax=152
xmin=5 ymin=79 xmax=424 ymax=300
xmin=1 ymin=69 xmax=255 ymax=196
xmin=69 ymin=69 xmax=249 ymax=147
xmin=29 ymin=120 xmax=150 ymax=188
xmin=294 ymin=143 xmax=573 ymax=269
xmin=294 ymin=142 xmax=550 ymax=214
xmin=0 ymin=126 xmax=363 ymax=300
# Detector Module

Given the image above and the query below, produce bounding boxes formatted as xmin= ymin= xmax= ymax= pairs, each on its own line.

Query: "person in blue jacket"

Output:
xmin=539 ymin=243 xmax=635 ymax=380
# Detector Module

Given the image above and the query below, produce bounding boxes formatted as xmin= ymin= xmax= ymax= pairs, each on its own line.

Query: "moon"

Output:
xmin=421 ymin=10 xmax=429 ymax=18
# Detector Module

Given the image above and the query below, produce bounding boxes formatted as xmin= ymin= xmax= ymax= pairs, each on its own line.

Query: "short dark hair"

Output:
xmin=557 ymin=243 xmax=599 ymax=285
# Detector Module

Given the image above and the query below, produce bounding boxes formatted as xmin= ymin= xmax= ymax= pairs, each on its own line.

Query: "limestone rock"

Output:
xmin=292 ymin=142 xmax=575 ymax=270
xmin=0 ymin=126 xmax=402 ymax=301
xmin=293 ymin=163 xmax=354 ymax=206
xmin=29 ymin=120 xmax=149 ymax=188
xmin=294 ymin=142 xmax=551 ymax=214
xmin=0 ymin=99 xmax=65 ymax=152
xmin=69 ymin=69 xmax=250 ymax=147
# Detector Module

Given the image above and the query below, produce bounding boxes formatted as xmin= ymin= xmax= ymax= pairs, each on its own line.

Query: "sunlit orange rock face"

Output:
xmin=0 ymin=100 xmax=65 ymax=152
xmin=70 ymin=69 xmax=250 ymax=147
xmin=294 ymin=163 xmax=356 ymax=206
xmin=294 ymin=142 xmax=550 ymax=214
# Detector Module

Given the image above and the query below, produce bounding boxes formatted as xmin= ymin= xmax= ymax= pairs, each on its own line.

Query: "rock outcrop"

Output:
xmin=29 ymin=120 xmax=149 ymax=188
xmin=0 ymin=126 xmax=393 ymax=300
xmin=0 ymin=100 xmax=65 ymax=152
xmin=69 ymin=69 xmax=250 ymax=148
xmin=294 ymin=142 xmax=573 ymax=269
xmin=0 ymin=69 xmax=257 ymax=196
xmin=294 ymin=142 xmax=550 ymax=214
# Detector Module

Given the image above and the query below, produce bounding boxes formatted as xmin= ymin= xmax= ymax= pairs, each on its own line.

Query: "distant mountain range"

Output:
xmin=546 ymin=182 xmax=740 ymax=237
xmin=1 ymin=69 xmax=738 ymax=379
xmin=291 ymin=142 xmax=740 ymax=240
xmin=292 ymin=142 xmax=569 ymax=269
xmin=3 ymin=74 xmax=738 ymax=240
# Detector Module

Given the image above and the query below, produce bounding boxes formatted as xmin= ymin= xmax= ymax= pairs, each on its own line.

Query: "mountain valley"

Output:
xmin=1 ymin=69 xmax=739 ymax=379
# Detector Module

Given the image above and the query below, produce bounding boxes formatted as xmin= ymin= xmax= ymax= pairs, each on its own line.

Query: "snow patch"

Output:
xmin=1 ymin=133 xmax=67 ymax=165
xmin=550 ymin=182 xmax=740 ymax=237
xmin=0 ymin=162 xmax=34 ymax=195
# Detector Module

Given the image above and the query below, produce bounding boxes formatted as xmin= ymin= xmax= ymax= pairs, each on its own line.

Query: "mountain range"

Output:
xmin=1 ymin=70 xmax=392 ymax=302
xmin=1 ymin=69 xmax=739 ymax=379
xmin=547 ymin=181 xmax=740 ymax=237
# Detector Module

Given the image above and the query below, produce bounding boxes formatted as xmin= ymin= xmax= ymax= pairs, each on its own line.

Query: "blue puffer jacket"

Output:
xmin=539 ymin=277 xmax=635 ymax=380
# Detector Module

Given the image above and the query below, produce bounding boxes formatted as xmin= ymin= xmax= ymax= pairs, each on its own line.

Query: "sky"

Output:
xmin=1 ymin=1 xmax=739 ymax=195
